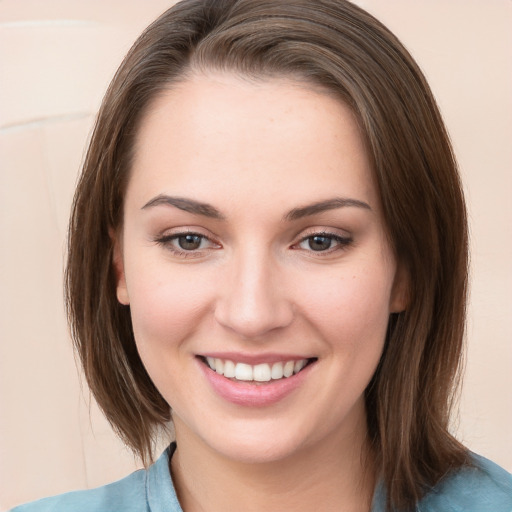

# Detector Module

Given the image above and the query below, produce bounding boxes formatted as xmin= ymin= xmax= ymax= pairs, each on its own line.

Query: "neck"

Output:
xmin=170 ymin=413 xmax=376 ymax=512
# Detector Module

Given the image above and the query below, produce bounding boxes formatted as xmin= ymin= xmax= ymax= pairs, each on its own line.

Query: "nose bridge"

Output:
xmin=214 ymin=243 xmax=293 ymax=338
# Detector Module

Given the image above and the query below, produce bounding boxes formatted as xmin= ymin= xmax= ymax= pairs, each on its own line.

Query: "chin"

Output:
xmin=194 ymin=413 xmax=332 ymax=466
xmin=212 ymin=435 xmax=305 ymax=465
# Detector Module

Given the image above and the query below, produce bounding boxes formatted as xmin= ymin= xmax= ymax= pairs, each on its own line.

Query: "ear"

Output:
xmin=110 ymin=229 xmax=130 ymax=306
xmin=390 ymin=262 xmax=409 ymax=313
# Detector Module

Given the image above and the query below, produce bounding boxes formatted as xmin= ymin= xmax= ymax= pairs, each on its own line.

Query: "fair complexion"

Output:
xmin=114 ymin=72 xmax=407 ymax=512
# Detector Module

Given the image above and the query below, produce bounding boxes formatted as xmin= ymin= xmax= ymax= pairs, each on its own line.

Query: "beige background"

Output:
xmin=0 ymin=1 xmax=511 ymax=509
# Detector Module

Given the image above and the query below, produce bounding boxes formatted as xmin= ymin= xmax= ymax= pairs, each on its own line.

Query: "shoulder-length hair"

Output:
xmin=66 ymin=1 xmax=470 ymax=509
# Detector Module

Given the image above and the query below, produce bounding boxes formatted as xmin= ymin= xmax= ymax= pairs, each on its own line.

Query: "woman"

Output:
xmin=11 ymin=0 xmax=512 ymax=511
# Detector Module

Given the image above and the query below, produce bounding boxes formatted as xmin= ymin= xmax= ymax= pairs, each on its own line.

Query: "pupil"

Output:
xmin=309 ymin=235 xmax=332 ymax=251
xmin=179 ymin=234 xmax=202 ymax=250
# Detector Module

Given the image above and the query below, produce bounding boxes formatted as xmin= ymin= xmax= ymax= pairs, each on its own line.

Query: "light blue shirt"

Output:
xmin=11 ymin=444 xmax=512 ymax=511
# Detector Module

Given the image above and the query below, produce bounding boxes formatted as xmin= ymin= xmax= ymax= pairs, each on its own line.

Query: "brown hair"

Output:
xmin=66 ymin=0 xmax=470 ymax=509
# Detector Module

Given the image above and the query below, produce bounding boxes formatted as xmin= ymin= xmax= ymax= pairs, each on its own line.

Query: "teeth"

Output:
xmin=271 ymin=362 xmax=283 ymax=380
xmin=223 ymin=359 xmax=236 ymax=378
xmin=235 ymin=363 xmax=253 ymax=381
xmin=294 ymin=359 xmax=306 ymax=373
xmin=204 ymin=357 xmax=310 ymax=382
xmin=214 ymin=358 xmax=224 ymax=375
xmin=283 ymin=361 xmax=294 ymax=378
xmin=253 ymin=363 xmax=271 ymax=382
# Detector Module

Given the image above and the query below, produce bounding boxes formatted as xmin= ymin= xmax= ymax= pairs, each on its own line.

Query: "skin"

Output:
xmin=114 ymin=72 xmax=407 ymax=512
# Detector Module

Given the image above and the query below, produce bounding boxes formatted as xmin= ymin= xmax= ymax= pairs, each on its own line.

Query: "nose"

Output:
xmin=214 ymin=248 xmax=294 ymax=339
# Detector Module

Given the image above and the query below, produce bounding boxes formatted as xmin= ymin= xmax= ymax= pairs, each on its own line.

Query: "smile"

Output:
xmin=204 ymin=357 xmax=312 ymax=382
xmin=198 ymin=354 xmax=317 ymax=407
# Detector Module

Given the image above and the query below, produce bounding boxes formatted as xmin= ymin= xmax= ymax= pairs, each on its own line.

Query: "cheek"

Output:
xmin=124 ymin=265 xmax=218 ymax=408
xmin=298 ymin=264 xmax=394 ymax=350
xmin=126 ymin=264 xmax=215 ymax=351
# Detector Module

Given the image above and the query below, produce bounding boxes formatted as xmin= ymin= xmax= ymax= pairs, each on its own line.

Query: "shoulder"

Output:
xmin=9 ymin=446 xmax=182 ymax=512
xmin=418 ymin=452 xmax=512 ymax=512
xmin=9 ymin=469 xmax=147 ymax=512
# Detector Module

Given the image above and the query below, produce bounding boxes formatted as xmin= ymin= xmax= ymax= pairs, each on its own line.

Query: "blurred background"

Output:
xmin=0 ymin=1 xmax=511 ymax=509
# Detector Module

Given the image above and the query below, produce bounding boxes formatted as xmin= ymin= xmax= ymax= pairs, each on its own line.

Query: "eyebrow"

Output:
xmin=284 ymin=197 xmax=372 ymax=221
xmin=141 ymin=194 xmax=371 ymax=221
xmin=142 ymin=195 xmax=225 ymax=219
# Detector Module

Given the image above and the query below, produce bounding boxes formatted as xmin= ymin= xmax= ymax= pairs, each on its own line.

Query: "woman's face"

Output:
xmin=114 ymin=73 xmax=407 ymax=464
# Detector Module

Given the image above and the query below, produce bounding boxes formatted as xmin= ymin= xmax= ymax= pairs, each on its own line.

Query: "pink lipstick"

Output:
xmin=197 ymin=354 xmax=316 ymax=407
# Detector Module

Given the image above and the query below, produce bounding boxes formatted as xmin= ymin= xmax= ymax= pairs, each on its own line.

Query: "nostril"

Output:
xmin=214 ymin=296 xmax=294 ymax=338
xmin=213 ymin=260 xmax=294 ymax=338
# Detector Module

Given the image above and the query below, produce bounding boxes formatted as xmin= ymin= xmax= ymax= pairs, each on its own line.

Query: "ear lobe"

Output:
xmin=110 ymin=229 xmax=130 ymax=306
xmin=390 ymin=263 xmax=409 ymax=313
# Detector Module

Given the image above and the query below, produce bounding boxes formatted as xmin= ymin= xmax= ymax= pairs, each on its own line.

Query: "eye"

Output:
xmin=175 ymin=234 xmax=205 ymax=251
xmin=155 ymin=230 xmax=220 ymax=257
xmin=303 ymin=234 xmax=334 ymax=251
xmin=296 ymin=232 xmax=352 ymax=253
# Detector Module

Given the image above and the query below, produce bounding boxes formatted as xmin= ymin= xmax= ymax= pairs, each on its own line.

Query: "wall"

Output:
xmin=0 ymin=1 xmax=511 ymax=509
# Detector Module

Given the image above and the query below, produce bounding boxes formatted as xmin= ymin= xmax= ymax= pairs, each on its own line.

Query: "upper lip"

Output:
xmin=198 ymin=352 xmax=315 ymax=365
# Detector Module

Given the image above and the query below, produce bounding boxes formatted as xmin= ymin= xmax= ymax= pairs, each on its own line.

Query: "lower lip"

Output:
xmin=198 ymin=360 xmax=314 ymax=407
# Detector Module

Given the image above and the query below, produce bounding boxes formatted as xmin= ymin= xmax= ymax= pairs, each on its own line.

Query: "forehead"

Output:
xmin=128 ymin=72 xmax=378 ymax=211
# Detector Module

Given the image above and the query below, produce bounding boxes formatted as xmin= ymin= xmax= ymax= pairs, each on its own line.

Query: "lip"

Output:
xmin=197 ymin=355 xmax=316 ymax=407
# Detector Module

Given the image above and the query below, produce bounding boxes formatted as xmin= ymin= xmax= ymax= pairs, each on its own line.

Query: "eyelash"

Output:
xmin=154 ymin=231 xmax=219 ymax=259
xmin=154 ymin=230 xmax=353 ymax=258
xmin=294 ymin=231 xmax=353 ymax=254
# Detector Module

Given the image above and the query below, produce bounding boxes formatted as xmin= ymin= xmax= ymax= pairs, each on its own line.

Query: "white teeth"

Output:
xmin=253 ymin=363 xmax=271 ymax=382
xmin=235 ymin=363 xmax=253 ymax=381
xmin=271 ymin=362 xmax=284 ymax=379
xmin=205 ymin=357 xmax=310 ymax=382
xmin=223 ymin=359 xmax=236 ymax=378
xmin=214 ymin=358 xmax=224 ymax=375
xmin=283 ymin=361 xmax=294 ymax=377
xmin=294 ymin=359 xmax=305 ymax=373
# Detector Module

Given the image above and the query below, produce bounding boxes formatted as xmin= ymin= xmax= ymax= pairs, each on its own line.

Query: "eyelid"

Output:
xmin=153 ymin=226 xmax=352 ymax=258
xmin=294 ymin=226 xmax=352 ymax=244
xmin=154 ymin=228 xmax=221 ymax=258
xmin=292 ymin=228 xmax=353 ymax=254
xmin=154 ymin=225 xmax=219 ymax=241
